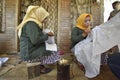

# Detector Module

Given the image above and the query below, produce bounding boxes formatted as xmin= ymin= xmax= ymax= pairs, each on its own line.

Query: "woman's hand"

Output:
xmin=47 ymin=32 xmax=54 ymax=36
xmin=82 ymin=29 xmax=91 ymax=37
xmin=84 ymin=28 xmax=91 ymax=34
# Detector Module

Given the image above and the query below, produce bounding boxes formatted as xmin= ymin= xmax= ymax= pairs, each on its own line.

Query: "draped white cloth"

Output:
xmin=74 ymin=12 xmax=120 ymax=78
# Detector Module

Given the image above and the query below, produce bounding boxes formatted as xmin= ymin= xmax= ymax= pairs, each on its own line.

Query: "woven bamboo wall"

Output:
xmin=71 ymin=0 xmax=104 ymax=29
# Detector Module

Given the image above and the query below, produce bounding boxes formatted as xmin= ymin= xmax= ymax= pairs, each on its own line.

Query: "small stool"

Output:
xmin=27 ymin=62 xmax=41 ymax=79
xmin=57 ymin=59 xmax=70 ymax=80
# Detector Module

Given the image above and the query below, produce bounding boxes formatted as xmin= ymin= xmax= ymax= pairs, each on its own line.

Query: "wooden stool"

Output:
xmin=27 ymin=62 xmax=41 ymax=79
xmin=57 ymin=60 xmax=70 ymax=80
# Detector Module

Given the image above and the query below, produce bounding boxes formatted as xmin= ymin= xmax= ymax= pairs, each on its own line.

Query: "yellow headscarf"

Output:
xmin=76 ymin=13 xmax=92 ymax=31
xmin=17 ymin=6 xmax=49 ymax=37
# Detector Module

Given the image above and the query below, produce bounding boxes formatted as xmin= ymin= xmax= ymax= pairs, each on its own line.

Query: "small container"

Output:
xmin=57 ymin=59 xmax=70 ymax=80
xmin=58 ymin=59 xmax=69 ymax=65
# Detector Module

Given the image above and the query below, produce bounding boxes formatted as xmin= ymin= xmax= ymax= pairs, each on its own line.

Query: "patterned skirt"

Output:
xmin=25 ymin=51 xmax=61 ymax=65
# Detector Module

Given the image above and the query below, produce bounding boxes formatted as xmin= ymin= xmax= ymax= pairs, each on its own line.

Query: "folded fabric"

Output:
xmin=0 ymin=57 xmax=9 ymax=63
xmin=0 ymin=57 xmax=9 ymax=68
xmin=45 ymin=42 xmax=57 ymax=51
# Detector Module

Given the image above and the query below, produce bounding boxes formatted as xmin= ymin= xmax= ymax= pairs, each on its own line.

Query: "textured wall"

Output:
xmin=0 ymin=0 xmax=18 ymax=53
xmin=58 ymin=0 xmax=71 ymax=53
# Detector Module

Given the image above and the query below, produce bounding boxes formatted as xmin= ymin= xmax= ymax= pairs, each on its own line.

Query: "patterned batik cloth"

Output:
xmin=25 ymin=51 xmax=61 ymax=64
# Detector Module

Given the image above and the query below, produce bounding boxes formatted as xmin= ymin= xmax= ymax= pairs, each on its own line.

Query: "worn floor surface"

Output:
xmin=0 ymin=53 xmax=119 ymax=80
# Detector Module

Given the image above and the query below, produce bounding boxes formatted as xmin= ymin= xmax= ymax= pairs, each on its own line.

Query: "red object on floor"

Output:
xmin=58 ymin=51 xmax=64 ymax=55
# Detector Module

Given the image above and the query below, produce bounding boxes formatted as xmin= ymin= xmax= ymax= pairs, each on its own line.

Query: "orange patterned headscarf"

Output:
xmin=76 ymin=13 xmax=92 ymax=31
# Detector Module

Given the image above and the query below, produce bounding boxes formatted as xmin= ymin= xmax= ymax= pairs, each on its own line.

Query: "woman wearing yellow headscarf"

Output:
xmin=70 ymin=13 xmax=92 ymax=71
xmin=70 ymin=13 xmax=92 ymax=50
xmin=17 ymin=6 xmax=60 ymax=74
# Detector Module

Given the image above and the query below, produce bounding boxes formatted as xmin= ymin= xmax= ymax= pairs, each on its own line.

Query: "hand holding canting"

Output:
xmin=84 ymin=28 xmax=91 ymax=34
xmin=82 ymin=29 xmax=91 ymax=37
xmin=47 ymin=32 xmax=54 ymax=36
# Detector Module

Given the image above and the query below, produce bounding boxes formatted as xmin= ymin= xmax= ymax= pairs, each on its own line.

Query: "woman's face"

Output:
xmin=116 ymin=3 xmax=120 ymax=11
xmin=42 ymin=17 xmax=48 ymax=23
xmin=84 ymin=16 xmax=91 ymax=28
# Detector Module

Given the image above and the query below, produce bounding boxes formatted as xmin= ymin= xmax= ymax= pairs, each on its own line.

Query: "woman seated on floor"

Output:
xmin=17 ymin=6 xmax=60 ymax=74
